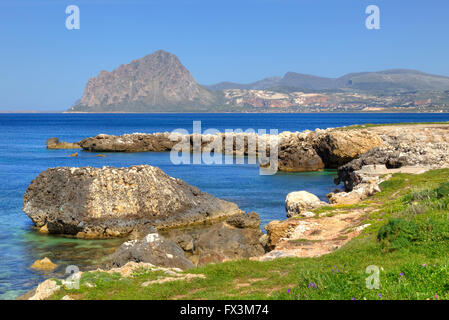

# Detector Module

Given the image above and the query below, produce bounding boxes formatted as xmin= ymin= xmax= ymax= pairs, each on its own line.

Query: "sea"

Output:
xmin=1 ymin=112 xmax=449 ymax=299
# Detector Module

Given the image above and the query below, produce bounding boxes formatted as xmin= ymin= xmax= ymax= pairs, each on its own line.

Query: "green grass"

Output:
xmin=340 ymin=121 xmax=449 ymax=130
xmin=51 ymin=169 xmax=449 ymax=300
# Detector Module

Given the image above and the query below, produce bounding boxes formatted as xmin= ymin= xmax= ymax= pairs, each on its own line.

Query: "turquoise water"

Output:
xmin=1 ymin=113 xmax=449 ymax=299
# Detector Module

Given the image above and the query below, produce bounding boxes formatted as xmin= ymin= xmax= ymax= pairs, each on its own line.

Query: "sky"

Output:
xmin=1 ymin=0 xmax=448 ymax=111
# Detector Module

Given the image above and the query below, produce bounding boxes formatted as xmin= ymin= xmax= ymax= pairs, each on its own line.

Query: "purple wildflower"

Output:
xmin=308 ymin=282 xmax=317 ymax=289
xmin=400 ymin=272 xmax=404 ymax=277
xmin=435 ymin=294 xmax=439 ymax=300
xmin=287 ymin=289 xmax=291 ymax=294
xmin=352 ymin=297 xmax=356 ymax=300
xmin=378 ymin=293 xmax=382 ymax=299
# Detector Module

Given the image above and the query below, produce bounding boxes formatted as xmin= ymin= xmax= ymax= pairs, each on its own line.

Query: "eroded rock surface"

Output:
xmin=164 ymin=212 xmax=266 ymax=266
xmin=285 ymin=191 xmax=326 ymax=218
xmin=107 ymin=232 xmax=195 ymax=270
xmin=23 ymin=165 xmax=241 ymax=238
xmin=335 ymin=125 xmax=449 ymax=191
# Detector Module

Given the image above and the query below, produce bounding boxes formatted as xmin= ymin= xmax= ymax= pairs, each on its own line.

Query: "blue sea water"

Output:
xmin=1 ymin=112 xmax=449 ymax=299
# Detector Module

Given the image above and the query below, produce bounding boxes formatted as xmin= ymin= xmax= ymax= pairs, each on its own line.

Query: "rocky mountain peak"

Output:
xmin=71 ymin=50 xmax=216 ymax=112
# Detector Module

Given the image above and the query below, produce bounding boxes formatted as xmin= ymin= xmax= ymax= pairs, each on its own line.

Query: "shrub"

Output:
xmin=377 ymin=218 xmax=417 ymax=251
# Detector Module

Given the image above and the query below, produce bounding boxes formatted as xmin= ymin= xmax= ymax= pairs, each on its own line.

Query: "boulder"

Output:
xmin=23 ymin=165 xmax=242 ymax=238
xmin=285 ymin=191 xmax=326 ymax=218
xmin=314 ymin=129 xmax=384 ymax=168
xmin=30 ymin=257 xmax=57 ymax=271
xmin=277 ymin=132 xmax=325 ymax=172
xmin=46 ymin=137 xmax=80 ymax=150
xmin=107 ymin=233 xmax=195 ymax=270
xmin=165 ymin=213 xmax=265 ymax=266
xmin=26 ymin=279 xmax=60 ymax=300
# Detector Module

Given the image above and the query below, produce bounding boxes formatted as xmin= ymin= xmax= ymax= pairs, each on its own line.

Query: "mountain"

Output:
xmin=68 ymin=50 xmax=449 ymax=113
xmin=69 ymin=50 xmax=218 ymax=112
xmin=207 ymin=69 xmax=449 ymax=92
xmin=206 ymin=77 xmax=282 ymax=91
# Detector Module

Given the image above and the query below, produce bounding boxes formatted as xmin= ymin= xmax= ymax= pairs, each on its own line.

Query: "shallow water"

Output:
xmin=1 ymin=113 xmax=449 ymax=299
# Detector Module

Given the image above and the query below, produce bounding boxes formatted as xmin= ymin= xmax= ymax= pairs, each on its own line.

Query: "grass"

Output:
xmin=340 ymin=121 xmax=449 ymax=130
xmin=51 ymin=169 xmax=449 ymax=300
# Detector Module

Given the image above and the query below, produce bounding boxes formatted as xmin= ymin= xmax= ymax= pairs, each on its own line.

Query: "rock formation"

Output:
xmin=46 ymin=138 xmax=80 ymax=150
xmin=335 ymin=124 xmax=449 ymax=191
xmin=163 ymin=212 xmax=265 ymax=266
xmin=23 ymin=165 xmax=242 ymax=238
xmin=69 ymin=50 xmax=217 ymax=112
xmin=107 ymin=232 xmax=195 ymax=270
xmin=285 ymin=191 xmax=326 ymax=218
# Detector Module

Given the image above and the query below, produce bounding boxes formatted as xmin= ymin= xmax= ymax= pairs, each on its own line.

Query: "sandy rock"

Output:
xmin=23 ymin=165 xmax=241 ymax=238
xmin=30 ymin=257 xmax=58 ymax=271
xmin=46 ymin=138 xmax=81 ymax=150
xmin=314 ymin=129 xmax=384 ymax=168
xmin=28 ymin=279 xmax=60 ymax=300
xmin=285 ymin=191 xmax=326 ymax=218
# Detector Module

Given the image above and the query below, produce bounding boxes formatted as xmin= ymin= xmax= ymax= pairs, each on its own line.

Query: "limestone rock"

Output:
xmin=28 ymin=279 xmax=60 ymax=300
xmin=314 ymin=129 xmax=384 ymax=168
xmin=107 ymin=233 xmax=195 ymax=270
xmin=285 ymin=191 xmax=326 ymax=218
xmin=277 ymin=131 xmax=325 ymax=172
xmin=30 ymin=257 xmax=57 ymax=271
xmin=23 ymin=165 xmax=242 ymax=238
xmin=46 ymin=138 xmax=80 ymax=150
xmin=165 ymin=213 xmax=265 ymax=266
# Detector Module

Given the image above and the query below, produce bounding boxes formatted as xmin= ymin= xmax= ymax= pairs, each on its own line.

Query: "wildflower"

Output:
xmin=435 ymin=294 xmax=439 ymax=300
xmin=352 ymin=297 xmax=356 ymax=300
xmin=422 ymin=264 xmax=427 ymax=267
xmin=308 ymin=282 xmax=317 ymax=289
xmin=378 ymin=293 xmax=382 ymax=299
xmin=287 ymin=289 xmax=291 ymax=294
xmin=400 ymin=272 xmax=404 ymax=277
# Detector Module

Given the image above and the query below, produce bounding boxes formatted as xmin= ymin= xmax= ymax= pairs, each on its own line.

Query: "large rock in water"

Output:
xmin=314 ymin=129 xmax=384 ymax=168
xmin=277 ymin=131 xmax=325 ymax=172
xmin=23 ymin=165 xmax=242 ymax=238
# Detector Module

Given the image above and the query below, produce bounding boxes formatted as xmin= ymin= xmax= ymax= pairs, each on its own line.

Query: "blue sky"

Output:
xmin=1 ymin=0 xmax=448 ymax=110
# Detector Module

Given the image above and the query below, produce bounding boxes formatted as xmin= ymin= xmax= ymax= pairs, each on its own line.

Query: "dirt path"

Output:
xmin=257 ymin=207 xmax=374 ymax=261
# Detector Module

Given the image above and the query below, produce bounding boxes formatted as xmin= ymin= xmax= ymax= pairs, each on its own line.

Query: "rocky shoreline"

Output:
xmin=23 ymin=123 xmax=449 ymax=299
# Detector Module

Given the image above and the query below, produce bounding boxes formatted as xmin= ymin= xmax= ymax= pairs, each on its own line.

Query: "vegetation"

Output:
xmin=52 ymin=169 xmax=449 ymax=300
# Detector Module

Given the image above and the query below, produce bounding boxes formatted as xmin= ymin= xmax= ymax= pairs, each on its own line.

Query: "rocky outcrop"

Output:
xmin=80 ymin=133 xmax=180 ymax=152
xmin=164 ymin=212 xmax=265 ymax=266
xmin=24 ymin=279 xmax=61 ymax=300
xmin=69 ymin=50 xmax=217 ymax=112
xmin=107 ymin=232 xmax=195 ymax=270
xmin=46 ymin=138 xmax=80 ymax=150
xmin=30 ymin=257 xmax=58 ymax=271
xmin=23 ymin=165 xmax=242 ymax=238
xmin=75 ymin=127 xmax=386 ymax=172
xmin=335 ymin=125 xmax=449 ymax=191
xmin=277 ymin=131 xmax=325 ymax=172
xmin=285 ymin=191 xmax=326 ymax=218
xmin=314 ymin=129 xmax=384 ymax=168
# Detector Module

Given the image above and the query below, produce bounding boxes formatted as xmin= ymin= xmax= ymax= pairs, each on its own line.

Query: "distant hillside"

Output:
xmin=68 ymin=50 xmax=449 ymax=113
xmin=207 ymin=69 xmax=449 ymax=92
xmin=69 ymin=50 xmax=218 ymax=112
